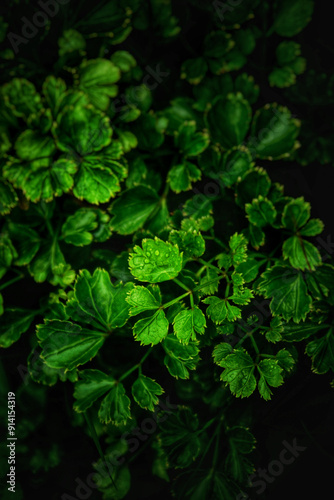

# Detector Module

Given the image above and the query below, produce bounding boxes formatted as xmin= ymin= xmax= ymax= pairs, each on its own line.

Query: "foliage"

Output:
xmin=1 ymin=1 xmax=332 ymax=499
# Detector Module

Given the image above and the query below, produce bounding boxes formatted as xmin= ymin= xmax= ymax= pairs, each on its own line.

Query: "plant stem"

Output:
xmin=84 ymin=411 xmax=117 ymax=489
xmin=161 ymin=291 xmax=190 ymax=309
xmin=234 ymin=325 xmax=261 ymax=349
xmin=45 ymin=218 xmax=54 ymax=237
xmin=225 ymin=285 xmax=230 ymax=298
xmin=173 ymin=277 xmax=191 ymax=292
xmin=118 ymin=347 xmax=153 ymax=382
xmin=212 ymin=420 xmax=222 ymax=470
xmin=0 ymin=274 xmax=24 ymax=291
xmin=250 ymin=333 xmax=260 ymax=355
xmin=193 ymin=277 xmax=222 ymax=293
xmin=198 ymin=258 xmax=222 ymax=273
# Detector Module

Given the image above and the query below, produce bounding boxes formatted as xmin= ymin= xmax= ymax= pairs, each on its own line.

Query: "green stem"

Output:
xmin=45 ymin=218 xmax=54 ymax=237
xmin=0 ymin=274 xmax=24 ymax=291
xmin=196 ymin=265 xmax=207 ymax=278
xmin=234 ymin=325 xmax=261 ymax=349
xmin=212 ymin=420 xmax=222 ymax=470
xmin=162 ymin=276 xmax=223 ymax=311
xmin=195 ymin=421 xmax=220 ymax=470
xmin=250 ymin=334 xmax=260 ymax=355
xmin=193 ymin=277 xmax=222 ymax=293
xmin=127 ymin=435 xmax=154 ymax=465
xmin=300 ymin=420 xmax=334 ymax=463
xmin=173 ymin=277 xmax=191 ymax=292
xmin=198 ymin=258 xmax=222 ymax=273
xmin=197 ymin=416 xmax=217 ymax=434
xmin=84 ymin=411 xmax=117 ymax=490
xmin=161 ymin=182 xmax=170 ymax=199
xmin=118 ymin=347 xmax=153 ymax=382
xmin=161 ymin=291 xmax=191 ymax=310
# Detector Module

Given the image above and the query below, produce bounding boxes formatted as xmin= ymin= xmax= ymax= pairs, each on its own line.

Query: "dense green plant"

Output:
xmin=1 ymin=1 xmax=333 ymax=498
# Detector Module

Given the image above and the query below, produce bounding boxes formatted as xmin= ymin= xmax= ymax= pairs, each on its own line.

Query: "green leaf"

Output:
xmin=2 ymin=78 xmax=42 ymax=120
xmin=220 ymin=348 xmax=257 ymax=398
xmin=181 ymin=58 xmax=208 ymax=85
xmin=245 ymin=196 xmax=276 ymax=227
xmin=73 ymin=369 xmax=115 ymax=412
xmin=93 ymin=464 xmax=131 ymax=500
xmin=61 ymin=209 xmax=102 ymax=246
xmin=280 ymin=322 xmax=326 ymax=342
xmin=235 ymin=73 xmax=259 ymax=104
xmin=73 ymin=156 xmax=122 ymax=205
xmin=212 ymin=343 xmax=233 ymax=365
xmin=169 ymin=226 xmax=205 ymax=258
xmin=277 ymin=41 xmax=302 ymax=66
xmin=78 ymin=59 xmax=120 ymax=110
xmin=126 ymin=285 xmax=161 ymax=316
xmin=281 ymin=197 xmax=310 ymax=231
xmin=167 ymin=161 xmax=201 ymax=193
xmin=203 ymin=297 xmax=241 ymax=324
xmin=174 ymin=121 xmax=210 ymax=157
xmin=14 ymin=129 xmax=55 ymax=161
xmin=58 ymin=29 xmax=86 ymax=56
xmin=198 ymin=268 xmax=220 ymax=296
xmin=219 ymin=146 xmax=254 ymax=188
xmin=226 ymin=426 xmax=256 ymax=483
xmin=249 ymin=104 xmax=300 ymax=159
xmin=229 ymin=232 xmax=248 ymax=267
xmin=67 ymin=268 xmax=133 ymax=330
xmin=307 ymin=265 xmax=334 ymax=304
xmin=269 ymin=67 xmax=296 ymax=88
xmin=305 ymin=328 xmax=334 ymax=374
xmin=0 ymin=309 xmax=37 ymax=348
xmin=282 ymin=236 xmax=321 ymax=271
xmin=110 ymin=50 xmax=136 ymax=73
xmin=257 ymin=359 xmax=284 ymax=400
xmin=132 ymin=375 xmax=164 ymax=411
xmin=257 ymin=265 xmax=312 ymax=322
xmin=129 ymin=237 xmax=183 ymax=283
xmin=3 ymin=130 xmax=77 ymax=202
xmin=158 ymin=407 xmax=201 ymax=468
xmin=236 ymin=257 xmax=266 ymax=283
xmin=3 ymin=155 xmax=78 ymax=203
xmin=28 ymin=239 xmax=75 ymax=286
xmin=299 ymin=218 xmax=324 ymax=237
xmin=236 ymin=167 xmax=271 ymax=207
xmin=131 ymin=113 xmax=166 ymax=150
xmin=0 ymin=235 xmax=17 ymax=279
xmin=275 ymin=349 xmax=296 ymax=374
xmin=162 ymin=334 xmax=200 ymax=379
xmin=265 ymin=317 xmax=283 ymax=343
xmin=98 ymin=382 xmax=131 ymax=425
xmin=0 ymin=178 xmax=18 ymax=215
xmin=54 ymin=104 xmax=112 ymax=155
xmin=37 ymin=320 xmax=106 ymax=370
xmin=230 ymin=285 xmax=254 ymax=305
xmin=173 ymin=306 xmax=206 ymax=344
xmin=42 ymin=76 xmax=67 ymax=116
xmin=207 ymin=93 xmax=252 ymax=149
xmin=133 ymin=309 xmax=169 ymax=346
xmin=109 ymin=186 xmax=159 ymax=235
xmin=28 ymin=349 xmax=78 ymax=386
xmin=274 ymin=0 xmax=314 ymax=37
